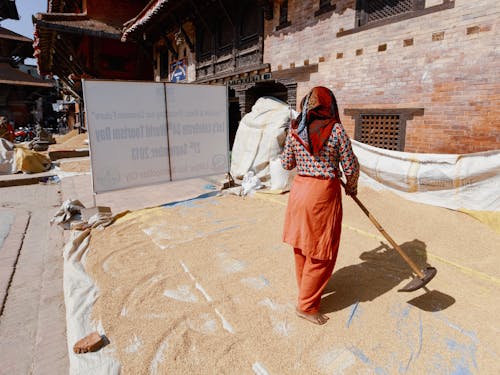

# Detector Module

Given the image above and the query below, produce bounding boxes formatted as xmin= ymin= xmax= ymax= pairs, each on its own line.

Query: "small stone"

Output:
xmin=73 ymin=332 xmax=105 ymax=354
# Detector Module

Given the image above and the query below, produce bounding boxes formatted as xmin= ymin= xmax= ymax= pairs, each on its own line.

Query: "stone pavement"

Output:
xmin=0 ymin=184 xmax=67 ymax=375
xmin=0 ymin=171 xmax=224 ymax=374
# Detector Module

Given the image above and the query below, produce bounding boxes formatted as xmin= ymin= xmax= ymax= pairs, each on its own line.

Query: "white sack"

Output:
xmin=241 ymin=171 xmax=263 ymax=196
xmin=352 ymin=140 xmax=500 ymax=211
xmin=0 ymin=138 xmax=16 ymax=174
xmin=230 ymin=97 xmax=291 ymax=184
xmin=269 ymin=157 xmax=290 ymax=191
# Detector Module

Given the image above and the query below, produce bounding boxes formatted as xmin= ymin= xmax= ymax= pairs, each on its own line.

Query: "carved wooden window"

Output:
xmin=356 ymin=0 xmax=425 ymax=27
xmin=240 ymin=4 xmax=262 ymax=48
xmin=276 ymin=0 xmax=291 ymax=30
xmin=198 ymin=25 xmax=213 ymax=60
xmin=357 ymin=114 xmax=404 ymax=150
xmin=217 ymin=19 xmax=233 ymax=55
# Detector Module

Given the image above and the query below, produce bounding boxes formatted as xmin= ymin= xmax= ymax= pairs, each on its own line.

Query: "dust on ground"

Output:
xmin=85 ymin=187 xmax=499 ymax=374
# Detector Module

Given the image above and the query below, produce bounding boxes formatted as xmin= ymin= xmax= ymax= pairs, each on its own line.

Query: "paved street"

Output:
xmin=0 ymin=171 xmax=223 ymax=374
xmin=0 ymin=183 xmax=67 ymax=374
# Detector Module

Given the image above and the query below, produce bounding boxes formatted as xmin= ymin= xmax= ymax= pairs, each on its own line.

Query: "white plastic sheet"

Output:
xmin=230 ymin=97 xmax=290 ymax=184
xmin=53 ymin=201 xmax=120 ymax=374
xmin=352 ymin=140 xmax=500 ymax=211
xmin=0 ymin=138 xmax=16 ymax=174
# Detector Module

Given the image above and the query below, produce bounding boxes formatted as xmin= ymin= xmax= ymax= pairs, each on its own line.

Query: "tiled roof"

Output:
xmin=0 ymin=27 xmax=32 ymax=43
xmin=33 ymin=13 xmax=121 ymax=76
xmin=121 ymin=0 xmax=169 ymax=41
xmin=34 ymin=13 xmax=121 ymax=39
xmin=0 ymin=62 xmax=53 ymax=87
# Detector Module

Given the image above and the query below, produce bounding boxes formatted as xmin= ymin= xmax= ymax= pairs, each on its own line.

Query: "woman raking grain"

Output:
xmin=281 ymin=86 xmax=359 ymax=325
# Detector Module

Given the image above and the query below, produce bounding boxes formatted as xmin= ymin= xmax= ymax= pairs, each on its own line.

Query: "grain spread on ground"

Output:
xmin=50 ymin=132 xmax=88 ymax=151
xmin=58 ymin=159 xmax=90 ymax=173
xmin=85 ymin=188 xmax=499 ymax=374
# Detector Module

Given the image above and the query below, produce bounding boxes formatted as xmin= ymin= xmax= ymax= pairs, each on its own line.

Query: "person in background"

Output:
xmin=280 ymin=86 xmax=359 ymax=325
xmin=0 ymin=116 xmax=14 ymax=142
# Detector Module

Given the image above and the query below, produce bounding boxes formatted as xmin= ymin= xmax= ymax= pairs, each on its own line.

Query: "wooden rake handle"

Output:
xmin=340 ymin=180 xmax=425 ymax=279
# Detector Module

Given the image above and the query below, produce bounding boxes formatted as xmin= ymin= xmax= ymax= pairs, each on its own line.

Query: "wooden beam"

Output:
xmin=164 ymin=36 xmax=178 ymax=59
xmin=180 ymin=26 xmax=194 ymax=52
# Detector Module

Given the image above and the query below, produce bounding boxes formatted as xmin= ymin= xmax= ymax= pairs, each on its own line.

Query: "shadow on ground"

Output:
xmin=321 ymin=239 xmax=455 ymax=313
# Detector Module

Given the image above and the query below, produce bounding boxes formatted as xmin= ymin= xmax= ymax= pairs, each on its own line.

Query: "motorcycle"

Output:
xmin=14 ymin=127 xmax=35 ymax=142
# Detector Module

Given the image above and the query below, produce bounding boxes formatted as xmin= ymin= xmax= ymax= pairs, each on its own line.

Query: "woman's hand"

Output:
xmin=345 ymin=185 xmax=357 ymax=197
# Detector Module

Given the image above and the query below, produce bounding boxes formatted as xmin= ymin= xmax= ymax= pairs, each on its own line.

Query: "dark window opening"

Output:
xmin=276 ymin=0 xmax=291 ymax=30
xmin=315 ymin=0 xmax=336 ymax=16
xmin=159 ymin=50 xmax=168 ymax=79
xmin=62 ymin=0 xmax=83 ymax=13
xmin=228 ymin=88 xmax=241 ymax=150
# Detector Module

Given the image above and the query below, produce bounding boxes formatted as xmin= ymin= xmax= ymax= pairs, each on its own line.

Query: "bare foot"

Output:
xmin=295 ymin=308 xmax=329 ymax=325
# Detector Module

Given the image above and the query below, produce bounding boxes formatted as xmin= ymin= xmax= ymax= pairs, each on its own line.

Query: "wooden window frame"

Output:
xmin=344 ymin=108 xmax=424 ymax=151
xmin=338 ymin=0 xmax=455 ymax=37
xmin=356 ymin=0 xmax=423 ymax=28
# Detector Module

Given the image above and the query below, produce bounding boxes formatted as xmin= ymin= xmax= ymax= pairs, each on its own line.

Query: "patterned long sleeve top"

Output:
xmin=280 ymin=122 xmax=360 ymax=192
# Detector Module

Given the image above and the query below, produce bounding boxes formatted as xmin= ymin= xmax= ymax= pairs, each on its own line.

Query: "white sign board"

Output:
xmin=83 ymin=80 xmax=229 ymax=193
xmin=165 ymin=84 xmax=229 ymax=180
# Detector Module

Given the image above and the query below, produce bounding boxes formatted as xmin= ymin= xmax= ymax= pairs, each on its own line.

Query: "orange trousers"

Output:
xmin=294 ymin=247 xmax=338 ymax=314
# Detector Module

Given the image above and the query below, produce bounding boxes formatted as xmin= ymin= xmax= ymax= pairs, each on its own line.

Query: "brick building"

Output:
xmin=122 ymin=0 xmax=498 ymax=154
xmin=265 ymin=0 xmax=499 ymax=153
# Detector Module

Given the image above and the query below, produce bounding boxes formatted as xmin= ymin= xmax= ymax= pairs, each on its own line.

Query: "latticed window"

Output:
xmin=356 ymin=0 xmax=425 ymax=27
xmin=345 ymin=108 xmax=423 ymax=151
xmin=357 ymin=114 xmax=405 ymax=150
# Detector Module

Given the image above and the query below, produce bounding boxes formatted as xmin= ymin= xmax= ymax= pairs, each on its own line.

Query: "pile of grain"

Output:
xmin=84 ymin=189 xmax=499 ymax=374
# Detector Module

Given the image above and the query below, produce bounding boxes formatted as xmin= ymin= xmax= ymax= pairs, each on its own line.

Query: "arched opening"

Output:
xmin=245 ymin=81 xmax=289 ymax=109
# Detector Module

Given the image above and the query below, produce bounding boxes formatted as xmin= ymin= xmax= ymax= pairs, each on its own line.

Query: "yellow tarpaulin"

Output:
xmin=459 ymin=209 xmax=500 ymax=234
xmin=15 ymin=146 xmax=51 ymax=173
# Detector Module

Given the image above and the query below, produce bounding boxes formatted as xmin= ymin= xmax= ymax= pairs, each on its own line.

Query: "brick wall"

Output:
xmin=264 ymin=0 xmax=499 ymax=153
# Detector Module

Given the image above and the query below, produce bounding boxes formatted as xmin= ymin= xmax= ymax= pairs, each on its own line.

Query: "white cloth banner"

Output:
xmin=352 ymin=140 xmax=500 ymax=211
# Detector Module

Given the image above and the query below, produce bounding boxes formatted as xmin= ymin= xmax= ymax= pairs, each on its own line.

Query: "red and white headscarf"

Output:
xmin=291 ymin=86 xmax=341 ymax=156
